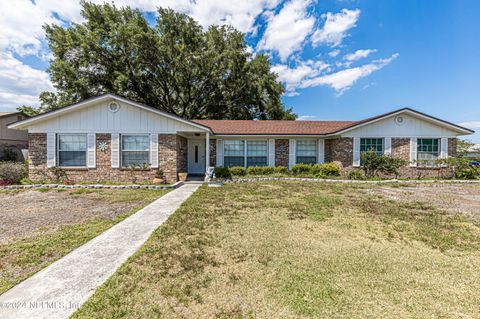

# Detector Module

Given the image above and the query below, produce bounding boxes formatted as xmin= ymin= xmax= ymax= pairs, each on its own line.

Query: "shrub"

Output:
xmin=214 ymin=167 xmax=232 ymax=179
xmin=229 ymin=166 xmax=247 ymax=176
xmin=0 ymin=148 xmax=18 ymax=162
xmin=274 ymin=166 xmax=289 ymax=175
xmin=0 ymin=161 xmax=28 ymax=184
xmin=455 ymin=167 xmax=479 ymax=179
xmin=311 ymin=162 xmax=341 ymax=177
xmin=361 ymin=149 xmax=407 ymax=178
xmin=246 ymin=166 xmax=275 ymax=175
xmin=436 ymin=157 xmax=480 ymax=179
xmin=347 ymin=169 xmax=365 ymax=180
xmin=291 ymin=163 xmax=312 ymax=175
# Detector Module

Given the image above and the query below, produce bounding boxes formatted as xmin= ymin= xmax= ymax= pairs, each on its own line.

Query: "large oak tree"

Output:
xmin=34 ymin=1 xmax=295 ymax=120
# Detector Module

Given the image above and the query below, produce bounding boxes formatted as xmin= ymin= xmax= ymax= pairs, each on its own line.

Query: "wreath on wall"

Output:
xmin=98 ymin=141 xmax=109 ymax=152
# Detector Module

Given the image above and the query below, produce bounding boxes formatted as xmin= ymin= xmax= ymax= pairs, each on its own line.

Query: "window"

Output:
xmin=195 ymin=145 xmax=199 ymax=163
xmin=247 ymin=140 xmax=268 ymax=167
xmin=224 ymin=140 xmax=245 ymax=167
xmin=296 ymin=140 xmax=317 ymax=164
xmin=121 ymin=135 xmax=150 ymax=167
xmin=360 ymin=138 xmax=384 ymax=156
xmin=58 ymin=134 xmax=87 ymax=167
xmin=417 ymin=138 xmax=439 ymax=166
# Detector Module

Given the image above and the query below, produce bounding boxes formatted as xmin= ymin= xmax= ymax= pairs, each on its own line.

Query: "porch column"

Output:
xmin=205 ymin=132 xmax=210 ymax=171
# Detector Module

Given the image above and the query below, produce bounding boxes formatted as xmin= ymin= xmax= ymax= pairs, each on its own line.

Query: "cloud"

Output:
xmin=312 ymin=8 xmax=360 ymax=47
xmin=298 ymin=115 xmax=320 ymax=120
xmin=300 ymin=53 xmax=399 ymax=94
xmin=0 ymin=52 xmax=54 ymax=109
xmin=344 ymin=49 xmax=376 ymax=61
xmin=458 ymin=121 xmax=480 ymax=129
xmin=257 ymin=0 xmax=315 ymax=61
xmin=328 ymin=49 xmax=341 ymax=57
xmin=271 ymin=59 xmax=329 ymax=96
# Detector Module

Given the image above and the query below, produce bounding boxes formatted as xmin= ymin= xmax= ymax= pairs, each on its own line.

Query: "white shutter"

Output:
xmin=410 ymin=138 xmax=417 ymax=167
xmin=268 ymin=139 xmax=275 ymax=166
xmin=288 ymin=139 xmax=296 ymax=169
xmin=440 ymin=138 xmax=448 ymax=159
xmin=317 ymin=139 xmax=325 ymax=164
xmin=353 ymin=137 xmax=361 ymax=167
xmin=150 ymin=134 xmax=159 ymax=168
xmin=87 ymin=133 xmax=96 ymax=168
xmin=47 ymin=133 xmax=56 ymax=168
xmin=111 ymin=133 xmax=120 ymax=168
xmin=216 ymin=139 xmax=224 ymax=167
xmin=384 ymin=137 xmax=392 ymax=156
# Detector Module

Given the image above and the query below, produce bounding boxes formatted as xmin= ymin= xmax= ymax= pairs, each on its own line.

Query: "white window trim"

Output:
xmin=56 ymin=133 xmax=88 ymax=168
xmin=120 ymin=134 xmax=151 ymax=168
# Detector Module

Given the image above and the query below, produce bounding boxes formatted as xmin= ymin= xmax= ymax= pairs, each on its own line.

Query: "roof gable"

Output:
xmin=9 ymin=94 xmax=210 ymax=132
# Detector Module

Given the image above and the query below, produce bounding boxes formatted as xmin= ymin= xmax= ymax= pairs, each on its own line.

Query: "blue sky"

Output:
xmin=0 ymin=0 xmax=479 ymax=141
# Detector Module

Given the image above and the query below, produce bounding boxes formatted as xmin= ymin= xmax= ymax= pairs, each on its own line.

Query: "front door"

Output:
xmin=188 ymin=139 xmax=206 ymax=174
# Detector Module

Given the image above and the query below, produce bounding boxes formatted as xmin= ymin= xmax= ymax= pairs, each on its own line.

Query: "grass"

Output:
xmin=0 ymin=188 xmax=170 ymax=294
xmin=72 ymin=181 xmax=480 ymax=318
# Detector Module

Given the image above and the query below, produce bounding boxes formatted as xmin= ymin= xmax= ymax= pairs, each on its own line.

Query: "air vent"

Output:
xmin=108 ymin=102 xmax=120 ymax=113
xmin=394 ymin=115 xmax=404 ymax=125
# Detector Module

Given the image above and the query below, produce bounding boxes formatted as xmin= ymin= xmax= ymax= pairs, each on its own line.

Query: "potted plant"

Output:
xmin=153 ymin=169 xmax=165 ymax=184
xmin=178 ymin=172 xmax=188 ymax=182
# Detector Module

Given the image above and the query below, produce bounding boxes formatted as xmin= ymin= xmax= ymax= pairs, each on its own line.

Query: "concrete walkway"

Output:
xmin=0 ymin=183 xmax=201 ymax=319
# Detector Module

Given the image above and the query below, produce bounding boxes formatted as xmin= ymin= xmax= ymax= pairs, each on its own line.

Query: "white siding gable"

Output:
xmin=341 ymin=114 xmax=461 ymax=138
xmin=28 ymin=101 xmax=205 ymax=134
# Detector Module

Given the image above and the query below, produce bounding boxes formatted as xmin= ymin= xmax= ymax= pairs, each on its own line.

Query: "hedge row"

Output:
xmin=214 ymin=162 xmax=341 ymax=179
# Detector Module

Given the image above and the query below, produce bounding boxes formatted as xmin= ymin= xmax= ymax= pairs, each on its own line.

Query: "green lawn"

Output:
xmin=71 ymin=181 xmax=480 ymax=318
xmin=0 ymin=188 xmax=169 ymax=294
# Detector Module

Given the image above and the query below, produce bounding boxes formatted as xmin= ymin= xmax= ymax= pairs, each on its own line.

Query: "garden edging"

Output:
xmin=0 ymin=181 xmax=184 ymax=190
xmin=221 ymin=177 xmax=480 ymax=184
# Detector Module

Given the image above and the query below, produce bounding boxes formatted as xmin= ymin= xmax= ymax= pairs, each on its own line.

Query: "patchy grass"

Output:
xmin=0 ymin=189 xmax=169 ymax=294
xmin=73 ymin=182 xmax=480 ymax=318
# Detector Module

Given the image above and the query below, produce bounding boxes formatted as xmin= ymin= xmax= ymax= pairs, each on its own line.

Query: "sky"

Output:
xmin=0 ymin=0 xmax=479 ymax=142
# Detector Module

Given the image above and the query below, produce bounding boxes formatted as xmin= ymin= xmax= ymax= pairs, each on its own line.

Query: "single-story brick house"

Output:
xmin=8 ymin=94 xmax=474 ymax=183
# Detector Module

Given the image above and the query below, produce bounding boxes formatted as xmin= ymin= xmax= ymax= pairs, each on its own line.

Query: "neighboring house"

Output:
xmin=0 ymin=112 xmax=29 ymax=161
xmin=8 ymin=94 xmax=474 ymax=183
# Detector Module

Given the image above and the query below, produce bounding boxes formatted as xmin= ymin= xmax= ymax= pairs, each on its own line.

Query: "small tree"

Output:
xmin=361 ymin=149 xmax=407 ymax=178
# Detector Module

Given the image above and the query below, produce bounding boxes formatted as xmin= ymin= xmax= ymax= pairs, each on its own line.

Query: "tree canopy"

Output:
xmin=29 ymin=1 xmax=295 ymax=120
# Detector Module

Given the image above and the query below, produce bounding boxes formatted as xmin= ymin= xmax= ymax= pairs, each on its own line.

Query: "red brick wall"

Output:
xmin=324 ymin=138 xmax=353 ymax=167
xmin=392 ymin=138 xmax=410 ymax=161
xmin=448 ymin=138 xmax=457 ymax=157
xmin=275 ymin=139 xmax=289 ymax=167
xmin=176 ymin=135 xmax=188 ymax=173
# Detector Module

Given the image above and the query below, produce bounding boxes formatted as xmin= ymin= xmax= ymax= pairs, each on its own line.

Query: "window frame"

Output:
xmin=360 ymin=138 xmax=385 ymax=156
xmin=223 ymin=140 xmax=246 ymax=167
xmin=416 ymin=138 xmax=440 ymax=167
xmin=120 ymin=134 xmax=151 ymax=168
xmin=295 ymin=139 xmax=317 ymax=164
xmin=223 ymin=139 xmax=269 ymax=168
xmin=56 ymin=133 xmax=88 ymax=168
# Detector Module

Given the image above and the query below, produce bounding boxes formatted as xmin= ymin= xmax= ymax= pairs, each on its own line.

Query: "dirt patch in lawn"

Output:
xmin=0 ymin=189 xmax=153 ymax=244
xmin=0 ymin=188 xmax=169 ymax=294
xmin=361 ymin=183 xmax=480 ymax=220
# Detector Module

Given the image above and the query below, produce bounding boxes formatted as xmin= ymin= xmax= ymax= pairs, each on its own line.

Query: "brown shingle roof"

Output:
xmin=192 ymin=120 xmax=359 ymax=135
